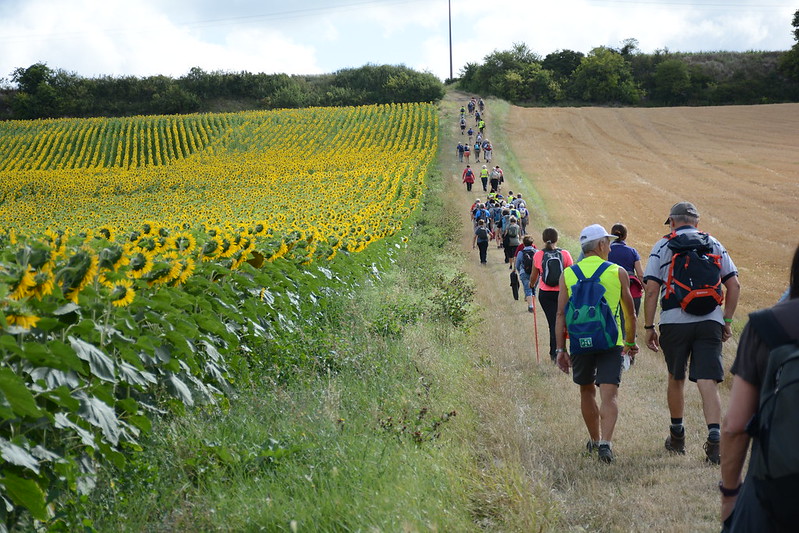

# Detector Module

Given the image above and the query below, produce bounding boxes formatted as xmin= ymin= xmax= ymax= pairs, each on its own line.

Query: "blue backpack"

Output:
xmin=565 ymin=262 xmax=619 ymax=354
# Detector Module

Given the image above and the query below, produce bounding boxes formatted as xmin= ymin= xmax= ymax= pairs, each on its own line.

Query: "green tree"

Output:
xmin=653 ymin=58 xmax=691 ymax=104
xmin=542 ymin=49 xmax=585 ymax=81
xmin=792 ymin=8 xmax=799 ymax=42
xmin=10 ymin=63 xmax=60 ymax=118
xmin=473 ymin=43 xmax=541 ymax=94
xmin=779 ymin=44 xmax=799 ymax=82
xmin=570 ymin=47 xmax=642 ymax=104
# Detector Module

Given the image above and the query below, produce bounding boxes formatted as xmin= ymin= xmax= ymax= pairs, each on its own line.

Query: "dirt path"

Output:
xmin=440 ymin=92 xmax=799 ymax=531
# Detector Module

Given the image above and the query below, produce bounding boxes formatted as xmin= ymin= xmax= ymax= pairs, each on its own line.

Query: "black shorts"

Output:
xmin=570 ymin=346 xmax=623 ymax=386
xmin=659 ymin=321 xmax=724 ymax=382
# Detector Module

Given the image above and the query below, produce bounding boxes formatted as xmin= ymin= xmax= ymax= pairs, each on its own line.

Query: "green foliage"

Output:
xmin=6 ymin=64 xmax=445 ymax=119
xmin=779 ymin=44 xmax=799 ymax=82
xmin=456 ymin=30 xmax=799 ymax=106
xmin=542 ymin=49 xmax=585 ymax=81
xmin=653 ymin=59 xmax=692 ymax=104
xmin=570 ymin=47 xmax=643 ymax=104
xmin=793 ymin=8 xmax=799 ymax=42
xmin=0 ymin=219 xmax=418 ymax=529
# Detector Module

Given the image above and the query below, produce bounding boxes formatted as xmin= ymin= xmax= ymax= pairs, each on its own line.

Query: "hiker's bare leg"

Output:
xmin=580 ymin=384 xmax=601 ymax=442
xmin=599 ymin=383 xmax=619 ymax=442
xmin=667 ymin=374 xmax=684 ymax=419
xmin=697 ymin=378 xmax=721 ymax=425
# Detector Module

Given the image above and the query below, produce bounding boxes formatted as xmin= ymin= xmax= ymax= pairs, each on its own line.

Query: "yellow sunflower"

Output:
xmin=9 ymin=269 xmax=36 ymax=300
xmin=104 ymin=279 xmax=135 ymax=307
xmin=126 ymin=251 xmax=154 ymax=279
xmin=64 ymin=252 xmax=99 ymax=303
xmin=200 ymin=236 xmax=224 ymax=262
xmin=169 ymin=232 xmax=197 ymax=255
xmin=5 ymin=313 xmax=40 ymax=330
xmin=31 ymin=270 xmax=55 ymax=300
xmin=173 ymin=258 xmax=196 ymax=286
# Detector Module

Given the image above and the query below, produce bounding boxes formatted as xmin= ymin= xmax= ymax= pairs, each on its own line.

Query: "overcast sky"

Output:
xmin=0 ymin=0 xmax=795 ymax=83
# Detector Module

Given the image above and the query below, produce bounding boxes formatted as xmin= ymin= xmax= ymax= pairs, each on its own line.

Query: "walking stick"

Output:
xmin=532 ymin=293 xmax=540 ymax=364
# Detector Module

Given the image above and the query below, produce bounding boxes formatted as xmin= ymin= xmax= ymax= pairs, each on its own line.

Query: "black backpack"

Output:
xmin=662 ymin=232 xmax=723 ymax=315
xmin=541 ymin=249 xmax=563 ymax=287
xmin=745 ymin=309 xmax=799 ymax=528
xmin=521 ymin=249 xmax=535 ymax=275
xmin=476 ymin=226 xmax=490 ymax=242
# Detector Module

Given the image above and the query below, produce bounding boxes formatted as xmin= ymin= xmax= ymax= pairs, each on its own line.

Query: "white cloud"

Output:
xmin=0 ymin=0 xmax=794 ymax=83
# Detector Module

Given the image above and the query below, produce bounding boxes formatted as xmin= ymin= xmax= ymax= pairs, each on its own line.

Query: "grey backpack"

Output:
xmin=745 ymin=309 xmax=799 ymax=528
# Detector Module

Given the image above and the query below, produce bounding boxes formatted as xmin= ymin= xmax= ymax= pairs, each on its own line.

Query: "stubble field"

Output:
xmin=505 ymin=103 xmax=799 ymax=313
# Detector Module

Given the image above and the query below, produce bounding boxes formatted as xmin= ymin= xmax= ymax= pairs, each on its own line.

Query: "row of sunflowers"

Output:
xmin=0 ymin=102 xmax=437 ymax=529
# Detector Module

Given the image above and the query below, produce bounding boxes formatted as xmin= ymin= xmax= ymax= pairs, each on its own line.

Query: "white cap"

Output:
xmin=579 ymin=224 xmax=615 ymax=244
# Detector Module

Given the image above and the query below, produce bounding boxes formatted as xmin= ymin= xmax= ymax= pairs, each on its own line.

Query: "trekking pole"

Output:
xmin=532 ymin=294 xmax=540 ymax=364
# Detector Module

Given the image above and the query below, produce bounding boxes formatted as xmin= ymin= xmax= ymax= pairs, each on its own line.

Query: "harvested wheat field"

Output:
xmin=443 ymin=94 xmax=799 ymax=532
xmin=505 ymin=103 xmax=799 ymax=313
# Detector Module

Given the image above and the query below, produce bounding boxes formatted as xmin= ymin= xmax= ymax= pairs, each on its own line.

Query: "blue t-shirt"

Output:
xmin=608 ymin=240 xmax=640 ymax=274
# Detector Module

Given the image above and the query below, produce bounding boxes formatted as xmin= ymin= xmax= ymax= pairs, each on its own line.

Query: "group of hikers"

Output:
xmin=460 ymin=120 xmax=798 ymax=530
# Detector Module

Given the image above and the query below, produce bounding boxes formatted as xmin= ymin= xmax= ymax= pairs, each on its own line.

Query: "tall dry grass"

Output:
xmin=442 ymin=91 xmax=735 ymax=532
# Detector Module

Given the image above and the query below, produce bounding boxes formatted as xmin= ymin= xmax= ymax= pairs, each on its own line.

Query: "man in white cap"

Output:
xmin=642 ymin=201 xmax=740 ymax=465
xmin=555 ymin=224 xmax=638 ymax=463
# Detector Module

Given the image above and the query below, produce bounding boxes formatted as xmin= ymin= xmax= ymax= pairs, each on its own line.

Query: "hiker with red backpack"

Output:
xmin=462 ymin=165 xmax=475 ymax=192
xmin=643 ymin=201 xmax=740 ymax=465
xmin=530 ymin=227 xmax=574 ymax=362
xmin=554 ymin=224 xmax=638 ymax=464
xmin=720 ymin=244 xmax=799 ymax=531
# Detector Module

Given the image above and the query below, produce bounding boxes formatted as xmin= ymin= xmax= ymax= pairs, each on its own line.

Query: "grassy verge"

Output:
xmin=84 ymin=131 xmax=489 ymax=532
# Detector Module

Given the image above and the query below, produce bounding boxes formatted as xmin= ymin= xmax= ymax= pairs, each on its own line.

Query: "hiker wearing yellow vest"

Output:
xmin=479 ymin=165 xmax=490 ymax=192
xmin=555 ymin=224 xmax=638 ymax=463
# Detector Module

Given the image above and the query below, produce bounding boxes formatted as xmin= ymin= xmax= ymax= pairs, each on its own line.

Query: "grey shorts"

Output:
xmin=570 ymin=346 xmax=623 ymax=386
xmin=659 ymin=321 xmax=724 ymax=382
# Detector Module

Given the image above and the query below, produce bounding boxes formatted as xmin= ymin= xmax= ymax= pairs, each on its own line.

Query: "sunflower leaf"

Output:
xmin=0 ymin=367 xmax=43 ymax=419
xmin=69 ymin=336 xmax=115 ymax=382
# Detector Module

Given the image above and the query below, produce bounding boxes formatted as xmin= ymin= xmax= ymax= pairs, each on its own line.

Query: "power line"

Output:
xmin=0 ymin=0 xmax=431 ymax=44
xmin=586 ymin=0 xmax=793 ymax=9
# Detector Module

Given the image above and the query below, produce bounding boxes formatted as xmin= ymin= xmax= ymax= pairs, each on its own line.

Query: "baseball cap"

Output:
xmin=665 ymin=201 xmax=699 ymax=224
xmin=579 ymin=224 xmax=615 ymax=244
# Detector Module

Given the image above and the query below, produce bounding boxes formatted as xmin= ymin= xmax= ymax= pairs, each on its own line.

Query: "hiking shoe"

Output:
xmin=704 ymin=439 xmax=720 ymax=465
xmin=528 ymin=306 xmax=534 ymax=313
xmin=665 ymin=429 xmax=686 ymax=455
xmin=586 ymin=440 xmax=599 ymax=454
xmin=598 ymin=443 xmax=614 ymax=463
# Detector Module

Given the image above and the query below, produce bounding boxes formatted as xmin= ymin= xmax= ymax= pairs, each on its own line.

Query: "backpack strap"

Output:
xmin=588 ymin=261 xmax=613 ymax=282
xmin=748 ymin=309 xmax=792 ymax=349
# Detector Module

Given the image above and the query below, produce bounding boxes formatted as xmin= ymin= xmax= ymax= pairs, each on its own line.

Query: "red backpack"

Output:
xmin=662 ymin=231 xmax=723 ymax=315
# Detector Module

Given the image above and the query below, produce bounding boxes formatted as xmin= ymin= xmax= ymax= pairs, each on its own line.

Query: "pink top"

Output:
xmin=533 ymin=248 xmax=574 ymax=291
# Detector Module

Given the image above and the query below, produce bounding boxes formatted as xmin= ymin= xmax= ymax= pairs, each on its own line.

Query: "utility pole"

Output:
xmin=448 ymin=0 xmax=453 ymax=81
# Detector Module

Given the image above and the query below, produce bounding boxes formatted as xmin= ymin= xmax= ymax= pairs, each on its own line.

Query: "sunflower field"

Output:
xmin=0 ymin=103 xmax=438 ymax=529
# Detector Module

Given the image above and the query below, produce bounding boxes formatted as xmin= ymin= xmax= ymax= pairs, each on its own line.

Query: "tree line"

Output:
xmin=459 ymin=11 xmax=799 ymax=106
xmin=0 ymin=63 xmax=445 ymax=120
xmin=459 ymin=37 xmax=799 ymax=107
